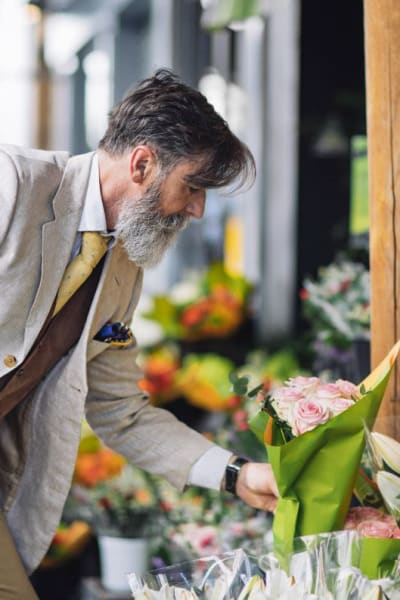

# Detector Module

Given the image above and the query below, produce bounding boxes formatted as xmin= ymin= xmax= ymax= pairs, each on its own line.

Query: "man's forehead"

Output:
xmin=169 ymin=159 xmax=201 ymax=179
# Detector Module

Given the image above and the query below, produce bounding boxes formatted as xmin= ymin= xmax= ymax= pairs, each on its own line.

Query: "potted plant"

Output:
xmin=69 ymin=432 xmax=166 ymax=592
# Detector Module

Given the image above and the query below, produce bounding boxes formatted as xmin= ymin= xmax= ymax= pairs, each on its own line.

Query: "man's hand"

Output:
xmin=235 ymin=462 xmax=279 ymax=512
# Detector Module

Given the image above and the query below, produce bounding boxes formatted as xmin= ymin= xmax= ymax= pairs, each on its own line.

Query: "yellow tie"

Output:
xmin=53 ymin=231 xmax=109 ymax=316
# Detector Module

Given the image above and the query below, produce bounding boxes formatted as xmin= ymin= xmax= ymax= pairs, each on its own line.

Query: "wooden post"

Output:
xmin=36 ymin=10 xmax=51 ymax=149
xmin=364 ymin=0 xmax=400 ymax=435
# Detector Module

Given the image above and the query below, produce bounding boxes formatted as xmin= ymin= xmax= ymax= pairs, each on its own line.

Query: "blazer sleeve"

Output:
xmin=84 ymin=267 xmax=215 ymax=492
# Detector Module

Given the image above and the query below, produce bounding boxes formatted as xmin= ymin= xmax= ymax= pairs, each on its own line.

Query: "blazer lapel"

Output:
xmin=24 ymin=152 xmax=95 ymax=353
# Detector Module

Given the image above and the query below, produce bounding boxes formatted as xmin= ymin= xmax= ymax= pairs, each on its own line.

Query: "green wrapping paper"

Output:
xmin=249 ymin=342 xmax=400 ymax=564
xmin=359 ymin=537 xmax=400 ymax=579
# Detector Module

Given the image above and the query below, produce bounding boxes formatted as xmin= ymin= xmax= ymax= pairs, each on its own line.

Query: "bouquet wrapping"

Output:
xmin=128 ymin=543 xmax=391 ymax=599
xmin=249 ymin=341 xmax=400 ymax=564
xmin=349 ymin=419 xmax=400 ymax=578
xmin=360 ymin=537 xmax=400 ymax=579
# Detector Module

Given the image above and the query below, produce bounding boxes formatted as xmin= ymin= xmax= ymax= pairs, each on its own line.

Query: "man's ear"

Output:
xmin=129 ymin=145 xmax=157 ymax=184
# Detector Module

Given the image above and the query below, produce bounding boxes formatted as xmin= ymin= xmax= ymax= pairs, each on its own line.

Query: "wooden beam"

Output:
xmin=364 ymin=0 xmax=400 ymax=434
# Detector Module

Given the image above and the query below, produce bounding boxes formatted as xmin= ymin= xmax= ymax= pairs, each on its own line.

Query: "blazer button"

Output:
xmin=3 ymin=354 xmax=17 ymax=368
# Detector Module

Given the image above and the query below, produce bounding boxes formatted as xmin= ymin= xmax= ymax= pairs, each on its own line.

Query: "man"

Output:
xmin=0 ymin=69 xmax=278 ymax=598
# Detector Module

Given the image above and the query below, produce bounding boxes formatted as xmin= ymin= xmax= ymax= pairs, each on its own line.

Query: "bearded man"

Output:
xmin=0 ymin=69 xmax=278 ymax=599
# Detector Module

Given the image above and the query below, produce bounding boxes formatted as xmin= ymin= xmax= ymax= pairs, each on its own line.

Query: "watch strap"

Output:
xmin=224 ymin=457 xmax=248 ymax=495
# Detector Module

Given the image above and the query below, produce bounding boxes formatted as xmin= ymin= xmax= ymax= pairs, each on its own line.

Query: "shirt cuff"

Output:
xmin=187 ymin=446 xmax=233 ymax=490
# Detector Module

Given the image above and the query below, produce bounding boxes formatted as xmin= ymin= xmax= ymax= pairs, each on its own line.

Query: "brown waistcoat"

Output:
xmin=0 ymin=259 xmax=104 ymax=419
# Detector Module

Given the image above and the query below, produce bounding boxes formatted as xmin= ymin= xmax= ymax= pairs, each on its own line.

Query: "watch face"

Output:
xmin=225 ymin=458 xmax=248 ymax=494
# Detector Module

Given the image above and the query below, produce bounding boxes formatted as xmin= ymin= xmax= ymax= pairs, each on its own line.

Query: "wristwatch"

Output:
xmin=224 ymin=457 xmax=249 ymax=495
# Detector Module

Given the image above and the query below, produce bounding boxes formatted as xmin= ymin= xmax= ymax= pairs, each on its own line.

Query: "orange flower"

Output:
xmin=180 ymin=300 xmax=210 ymax=328
xmin=74 ymin=448 xmax=125 ymax=487
xmin=139 ymin=351 xmax=180 ymax=401
xmin=134 ymin=488 xmax=154 ymax=506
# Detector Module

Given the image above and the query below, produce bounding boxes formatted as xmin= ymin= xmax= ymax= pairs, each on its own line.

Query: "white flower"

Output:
xmin=369 ymin=432 xmax=400 ymax=475
xmin=376 ymin=470 xmax=400 ymax=522
xmin=169 ymin=281 xmax=201 ymax=304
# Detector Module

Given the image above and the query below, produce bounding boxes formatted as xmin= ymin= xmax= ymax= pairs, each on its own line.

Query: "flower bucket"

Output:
xmin=98 ymin=535 xmax=149 ymax=592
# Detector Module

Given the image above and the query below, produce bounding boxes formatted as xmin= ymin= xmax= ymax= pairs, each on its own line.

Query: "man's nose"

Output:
xmin=185 ymin=191 xmax=206 ymax=219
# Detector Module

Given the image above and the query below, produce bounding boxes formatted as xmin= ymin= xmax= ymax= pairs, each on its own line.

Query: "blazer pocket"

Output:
xmin=87 ymin=339 xmax=109 ymax=362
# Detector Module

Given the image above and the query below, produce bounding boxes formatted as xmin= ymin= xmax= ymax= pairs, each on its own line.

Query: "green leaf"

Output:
xmin=142 ymin=296 xmax=182 ymax=337
xmin=248 ymin=410 xmax=269 ymax=445
xmin=229 ymin=371 xmax=250 ymax=396
xmin=248 ymin=383 xmax=264 ymax=397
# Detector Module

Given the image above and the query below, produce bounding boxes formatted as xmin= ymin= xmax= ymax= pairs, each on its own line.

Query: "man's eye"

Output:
xmin=188 ymin=186 xmax=200 ymax=194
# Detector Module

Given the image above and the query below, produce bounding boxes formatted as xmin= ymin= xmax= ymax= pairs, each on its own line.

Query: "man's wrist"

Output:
xmin=223 ymin=456 xmax=249 ymax=495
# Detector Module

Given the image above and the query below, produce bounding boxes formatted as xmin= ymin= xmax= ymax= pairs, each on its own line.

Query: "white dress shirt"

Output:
xmin=80 ymin=154 xmax=233 ymax=491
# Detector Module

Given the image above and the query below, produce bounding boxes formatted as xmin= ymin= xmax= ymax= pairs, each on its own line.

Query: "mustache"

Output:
xmin=157 ymin=212 xmax=189 ymax=231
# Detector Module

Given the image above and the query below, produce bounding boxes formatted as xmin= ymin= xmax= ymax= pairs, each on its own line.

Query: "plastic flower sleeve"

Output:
xmin=128 ymin=550 xmax=259 ymax=600
xmin=287 ymin=530 xmax=360 ymax=593
xmin=249 ymin=341 xmax=400 ymax=562
xmin=129 ymin=544 xmax=387 ymax=599
xmin=262 ymin=531 xmax=384 ymax=598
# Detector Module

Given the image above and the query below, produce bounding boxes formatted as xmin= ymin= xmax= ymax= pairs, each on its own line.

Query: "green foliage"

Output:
xmin=301 ymin=260 xmax=370 ymax=350
xmin=143 ymin=296 xmax=182 ymax=338
xmin=229 ymin=371 xmax=251 ymax=396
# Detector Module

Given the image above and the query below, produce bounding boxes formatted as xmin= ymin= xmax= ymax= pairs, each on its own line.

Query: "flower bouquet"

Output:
xmin=300 ymin=260 xmax=370 ymax=381
xmin=342 ymin=506 xmax=400 ymax=579
xmin=142 ymin=263 xmax=252 ymax=342
xmin=40 ymin=520 xmax=91 ymax=569
xmin=247 ymin=341 xmax=400 ymax=566
xmin=341 ymin=423 xmax=400 ymax=578
xmin=138 ymin=343 xmax=181 ymax=405
xmin=175 ymin=353 xmax=237 ymax=412
xmin=300 ymin=260 xmax=370 ymax=350
xmin=128 ymin=546 xmax=387 ymax=599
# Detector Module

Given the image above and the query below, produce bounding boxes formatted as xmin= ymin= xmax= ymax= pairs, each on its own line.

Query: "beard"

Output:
xmin=114 ymin=178 xmax=189 ymax=268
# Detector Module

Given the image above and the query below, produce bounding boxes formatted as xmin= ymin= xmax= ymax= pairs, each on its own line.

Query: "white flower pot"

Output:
xmin=98 ymin=535 xmax=149 ymax=592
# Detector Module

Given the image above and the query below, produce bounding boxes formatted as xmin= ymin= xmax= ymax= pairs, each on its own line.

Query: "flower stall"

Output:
xmin=141 ymin=263 xmax=254 ymax=364
xmin=300 ymin=259 xmax=370 ymax=381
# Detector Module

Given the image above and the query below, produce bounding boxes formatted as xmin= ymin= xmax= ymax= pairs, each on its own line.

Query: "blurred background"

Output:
xmin=1 ymin=1 xmax=372 ymax=597
xmin=0 ymin=0 xmax=367 ymax=346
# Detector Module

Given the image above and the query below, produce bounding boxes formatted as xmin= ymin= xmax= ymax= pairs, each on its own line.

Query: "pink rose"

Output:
xmin=233 ymin=410 xmax=249 ymax=431
xmin=357 ymin=519 xmax=394 ymax=538
xmin=343 ymin=516 xmax=359 ymax=530
xmin=272 ymin=387 xmax=305 ymax=403
xmin=335 ymin=379 xmax=360 ymax=399
xmin=380 ymin=514 xmax=398 ymax=529
xmin=292 ymin=398 xmax=331 ymax=435
xmin=329 ymin=397 xmax=355 ymax=416
xmin=347 ymin=506 xmax=386 ymax=523
xmin=197 ymin=528 xmax=218 ymax=549
xmin=270 ymin=387 xmax=305 ymax=422
xmin=315 ymin=383 xmax=342 ymax=400
xmin=286 ymin=376 xmax=319 ymax=393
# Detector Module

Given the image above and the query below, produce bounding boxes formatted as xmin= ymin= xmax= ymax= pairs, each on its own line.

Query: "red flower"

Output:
xmin=299 ymin=288 xmax=309 ymax=300
xmin=226 ymin=395 xmax=242 ymax=409
xmin=99 ymin=497 xmax=112 ymax=510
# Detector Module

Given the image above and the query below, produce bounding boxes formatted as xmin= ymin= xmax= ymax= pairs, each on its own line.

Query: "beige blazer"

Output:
xmin=0 ymin=144 xmax=213 ymax=573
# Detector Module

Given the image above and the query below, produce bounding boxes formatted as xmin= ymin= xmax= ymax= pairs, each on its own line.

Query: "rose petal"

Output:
xmin=347 ymin=506 xmax=386 ymax=523
xmin=357 ymin=519 xmax=394 ymax=538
